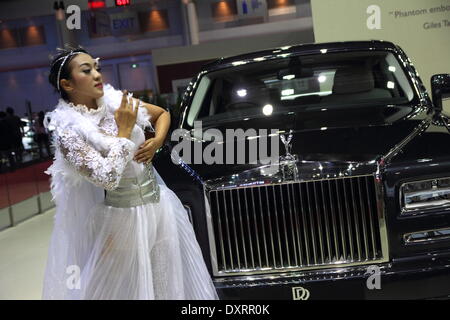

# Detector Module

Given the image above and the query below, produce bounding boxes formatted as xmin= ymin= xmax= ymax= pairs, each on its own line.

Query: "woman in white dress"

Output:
xmin=42 ymin=47 xmax=219 ymax=300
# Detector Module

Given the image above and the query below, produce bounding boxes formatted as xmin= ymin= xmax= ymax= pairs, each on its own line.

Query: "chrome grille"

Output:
xmin=208 ymin=175 xmax=387 ymax=276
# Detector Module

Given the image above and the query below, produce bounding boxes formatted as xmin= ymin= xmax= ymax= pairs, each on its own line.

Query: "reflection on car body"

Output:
xmin=154 ymin=40 xmax=450 ymax=299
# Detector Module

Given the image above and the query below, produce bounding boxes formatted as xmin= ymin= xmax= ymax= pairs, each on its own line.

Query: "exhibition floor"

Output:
xmin=0 ymin=208 xmax=54 ymax=300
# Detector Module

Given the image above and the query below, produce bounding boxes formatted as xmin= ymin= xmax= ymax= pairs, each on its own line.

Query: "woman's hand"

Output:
xmin=134 ymin=137 xmax=163 ymax=164
xmin=115 ymin=90 xmax=138 ymax=139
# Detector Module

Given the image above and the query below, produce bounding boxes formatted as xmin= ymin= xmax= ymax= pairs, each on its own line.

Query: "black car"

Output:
xmin=153 ymin=40 xmax=450 ymax=300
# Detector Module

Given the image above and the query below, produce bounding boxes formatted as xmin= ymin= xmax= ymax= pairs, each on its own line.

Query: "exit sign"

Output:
xmin=115 ymin=0 xmax=131 ymax=6
xmin=88 ymin=0 xmax=106 ymax=9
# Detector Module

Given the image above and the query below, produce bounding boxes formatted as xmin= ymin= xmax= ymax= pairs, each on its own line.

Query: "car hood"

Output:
xmin=181 ymin=104 xmax=431 ymax=181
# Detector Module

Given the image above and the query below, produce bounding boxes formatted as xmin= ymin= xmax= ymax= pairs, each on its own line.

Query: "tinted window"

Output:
xmin=187 ymin=51 xmax=416 ymax=126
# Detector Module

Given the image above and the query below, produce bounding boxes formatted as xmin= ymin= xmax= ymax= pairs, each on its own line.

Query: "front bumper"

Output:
xmin=213 ymin=249 xmax=450 ymax=300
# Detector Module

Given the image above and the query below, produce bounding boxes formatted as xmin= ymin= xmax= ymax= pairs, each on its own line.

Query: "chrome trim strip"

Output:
xmin=404 ymin=227 xmax=450 ymax=245
xmin=249 ymin=188 xmax=264 ymax=267
xmin=320 ymin=180 xmax=332 ymax=263
xmin=313 ymin=182 xmax=325 ymax=263
xmin=350 ymin=178 xmax=362 ymax=261
xmin=335 ymin=179 xmax=348 ymax=260
xmin=375 ymin=174 xmax=390 ymax=264
xmin=399 ymin=176 xmax=450 ymax=216
xmin=365 ymin=176 xmax=377 ymax=259
xmin=213 ymin=262 xmax=390 ymax=284
xmin=382 ymin=118 xmax=431 ymax=164
xmin=236 ymin=189 xmax=248 ymax=269
xmin=327 ymin=179 xmax=340 ymax=260
xmin=207 ymin=173 xmax=379 ymax=192
xmin=299 ymin=183 xmax=311 ymax=265
xmin=222 ymin=190 xmax=234 ymax=270
xmin=205 ymin=188 xmax=220 ymax=277
xmin=263 ymin=187 xmax=276 ymax=268
xmin=306 ymin=182 xmax=318 ymax=265
xmin=242 ymin=189 xmax=255 ymax=269
xmin=213 ymin=192 xmax=226 ymax=272
xmin=288 ymin=184 xmax=303 ymax=266
xmin=279 ymin=184 xmax=291 ymax=266
xmin=213 ymin=258 xmax=387 ymax=278
xmin=283 ymin=182 xmax=301 ymax=266
xmin=229 ymin=189 xmax=241 ymax=269
xmin=271 ymin=186 xmax=284 ymax=267
xmin=342 ymin=178 xmax=355 ymax=261
xmin=357 ymin=178 xmax=369 ymax=260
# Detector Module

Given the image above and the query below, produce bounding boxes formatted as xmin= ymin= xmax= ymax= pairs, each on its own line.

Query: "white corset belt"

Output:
xmin=105 ymin=165 xmax=160 ymax=208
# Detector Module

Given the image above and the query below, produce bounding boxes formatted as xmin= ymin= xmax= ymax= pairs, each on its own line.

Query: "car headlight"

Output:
xmin=401 ymin=177 xmax=450 ymax=214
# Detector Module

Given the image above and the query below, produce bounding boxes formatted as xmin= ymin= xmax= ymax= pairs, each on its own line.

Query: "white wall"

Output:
xmin=311 ymin=0 xmax=450 ymax=111
xmin=153 ymin=28 xmax=314 ymax=66
xmin=199 ymin=16 xmax=312 ymax=42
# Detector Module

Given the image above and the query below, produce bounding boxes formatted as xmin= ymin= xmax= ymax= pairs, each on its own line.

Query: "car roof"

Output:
xmin=203 ymin=40 xmax=399 ymax=72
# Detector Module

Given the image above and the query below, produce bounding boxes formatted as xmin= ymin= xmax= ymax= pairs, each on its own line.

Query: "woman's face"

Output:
xmin=64 ymin=53 xmax=104 ymax=100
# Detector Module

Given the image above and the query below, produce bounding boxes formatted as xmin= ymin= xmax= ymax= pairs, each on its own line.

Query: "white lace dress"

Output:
xmin=42 ymin=85 xmax=219 ymax=300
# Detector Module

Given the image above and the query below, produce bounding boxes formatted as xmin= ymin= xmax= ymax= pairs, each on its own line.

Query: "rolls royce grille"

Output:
xmin=208 ymin=175 xmax=385 ymax=275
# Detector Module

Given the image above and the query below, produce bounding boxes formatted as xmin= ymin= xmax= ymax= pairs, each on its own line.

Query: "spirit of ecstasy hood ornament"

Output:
xmin=280 ymin=129 xmax=296 ymax=161
xmin=279 ymin=130 xmax=299 ymax=181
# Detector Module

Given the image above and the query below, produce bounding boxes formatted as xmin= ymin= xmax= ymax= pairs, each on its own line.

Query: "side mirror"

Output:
xmin=431 ymin=74 xmax=450 ymax=112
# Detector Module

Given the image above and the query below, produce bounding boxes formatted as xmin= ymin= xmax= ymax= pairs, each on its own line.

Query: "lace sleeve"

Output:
xmin=56 ymin=127 xmax=135 ymax=191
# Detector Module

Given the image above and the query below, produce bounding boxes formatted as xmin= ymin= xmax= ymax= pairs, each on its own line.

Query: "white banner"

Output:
xmin=311 ymin=0 xmax=450 ymax=111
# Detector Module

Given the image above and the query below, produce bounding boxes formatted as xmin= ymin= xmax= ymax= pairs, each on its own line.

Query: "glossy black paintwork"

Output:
xmin=154 ymin=40 xmax=450 ymax=299
xmin=214 ymin=249 xmax=450 ymax=299
xmin=175 ymin=104 xmax=428 ymax=181
xmin=382 ymin=117 xmax=450 ymax=262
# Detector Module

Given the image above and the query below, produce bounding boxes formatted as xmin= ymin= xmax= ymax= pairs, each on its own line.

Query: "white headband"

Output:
xmin=55 ymin=51 xmax=82 ymax=92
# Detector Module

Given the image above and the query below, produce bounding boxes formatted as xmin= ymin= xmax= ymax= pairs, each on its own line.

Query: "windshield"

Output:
xmin=187 ymin=51 xmax=416 ymax=126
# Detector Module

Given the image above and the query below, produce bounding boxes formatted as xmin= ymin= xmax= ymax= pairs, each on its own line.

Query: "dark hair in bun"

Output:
xmin=48 ymin=45 xmax=89 ymax=101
